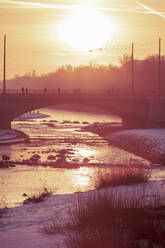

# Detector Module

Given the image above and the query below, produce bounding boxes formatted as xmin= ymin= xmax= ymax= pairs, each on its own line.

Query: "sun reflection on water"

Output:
xmin=75 ymin=148 xmax=96 ymax=159
xmin=74 ymin=167 xmax=93 ymax=187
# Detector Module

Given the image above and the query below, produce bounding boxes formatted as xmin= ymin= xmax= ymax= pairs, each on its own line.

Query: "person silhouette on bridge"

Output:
xmin=21 ymin=87 xmax=24 ymax=96
xmin=57 ymin=88 xmax=61 ymax=95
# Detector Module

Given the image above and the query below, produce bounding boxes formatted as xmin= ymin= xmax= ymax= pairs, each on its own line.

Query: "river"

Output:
xmin=0 ymin=105 xmax=149 ymax=207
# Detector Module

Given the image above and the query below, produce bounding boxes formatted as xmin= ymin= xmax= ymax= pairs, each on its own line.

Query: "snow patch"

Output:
xmin=105 ymin=128 xmax=165 ymax=164
xmin=0 ymin=129 xmax=27 ymax=145
xmin=14 ymin=112 xmax=49 ymax=121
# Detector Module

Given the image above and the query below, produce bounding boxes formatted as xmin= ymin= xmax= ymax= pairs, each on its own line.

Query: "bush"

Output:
xmin=93 ymin=164 xmax=151 ymax=189
xmin=67 ymin=190 xmax=165 ymax=248
xmin=23 ymin=187 xmax=53 ymax=204
xmin=44 ymin=188 xmax=165 ymax=248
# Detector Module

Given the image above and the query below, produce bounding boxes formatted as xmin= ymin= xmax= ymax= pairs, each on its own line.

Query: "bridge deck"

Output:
xmin=0 ymin=89 xmax=164 ymax=100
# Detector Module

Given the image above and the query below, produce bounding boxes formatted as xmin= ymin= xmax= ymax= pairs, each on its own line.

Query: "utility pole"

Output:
xmin=3 ymin=35 xmax=6 ymax=96
xmin=131 ymin=42 xmax=134 ymax=95
xmin=158 ymin=38 xmax=161 ymax=96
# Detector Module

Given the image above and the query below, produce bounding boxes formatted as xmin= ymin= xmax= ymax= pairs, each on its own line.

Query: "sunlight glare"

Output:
xmin=76 ymin=167 xmax=93 ymax=186
xmin=59 ymin=6 xmax=114 ymax=51
xmin=77 ymin=148 xmax=95 ymax=158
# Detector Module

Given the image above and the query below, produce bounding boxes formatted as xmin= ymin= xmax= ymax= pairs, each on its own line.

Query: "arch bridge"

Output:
xmin=0 ymin=89 xmax=165 ymax=129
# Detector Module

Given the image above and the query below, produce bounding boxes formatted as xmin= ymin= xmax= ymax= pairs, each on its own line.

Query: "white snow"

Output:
xmin=105 ymin=129 xmax=165 ymax=155
xmin=0 ymin=130 xmax=18 ymax=140
xmin=85 ymin=123 xmax=165 ymax=163
xmin=104 ymin=128 xmax=165 ymax=163
xmin=0 ymin=180 xmax=165 ymax=248
xmin=0 ymin=112 xmax=49 ymax=145
xmin=14 ymin=112 xmax=49 ymax=121
xmin=0 ymin=130 xmax=25 ymax=144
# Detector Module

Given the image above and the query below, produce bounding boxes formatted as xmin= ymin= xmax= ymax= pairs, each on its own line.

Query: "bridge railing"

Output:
xmin=0 ymin=89 xmax=105 ymax=96
xmin=0 ymin=89 xmax=165 ymax=97
xmin=0 ymin=88 xmax=121 ymax=96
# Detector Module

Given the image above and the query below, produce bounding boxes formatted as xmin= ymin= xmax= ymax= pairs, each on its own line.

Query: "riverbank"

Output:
xmin=0 ymin=112 xmax=50 ymax=145
xmin=14 ymin=112 xmax=50 ymax=121
xmin=1 ymin=112 xmax=165 ymax=247
xmin=0 ymin=129 xmax=29 ymax=145
xmin=84 ymin=123 xmax=165 ymax=165
xmin=1 ymin=179 xmax=165 ymax=248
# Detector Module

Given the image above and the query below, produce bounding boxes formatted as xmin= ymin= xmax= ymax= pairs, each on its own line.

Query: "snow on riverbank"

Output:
xmin=0 ymin=130 xmax=18 ymax=140
xmin=1 ymin=122 xmax=165 ymax=247
xmin=0 ymin=129 xmax=28 ymax=145
xmin=105 ymin=128 xmax=165 ymax=164
xmin=0 ymin=180 xmax=165 ymax=248
xmin=84 ymin=123 xmax=165 ymax=164
xmin=0 ymin=112 xmax=49 ymax=145
xmin=14 ymin=112 xmax=49 ymax=121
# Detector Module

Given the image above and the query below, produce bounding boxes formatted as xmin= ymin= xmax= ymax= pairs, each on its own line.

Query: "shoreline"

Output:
xmin=0 ymin=112 xmax=50 ymax=145
xmin=84 ymin=123 xmax=165 ymax=165
xmin=1 ymin=121 xmax=165 ymax=166
xmin=0 ymin=129 xmax=29 ymax=145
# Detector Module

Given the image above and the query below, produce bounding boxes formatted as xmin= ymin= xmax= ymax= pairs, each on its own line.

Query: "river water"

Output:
xmin=0 ymin=105 xmax=149 ymax=207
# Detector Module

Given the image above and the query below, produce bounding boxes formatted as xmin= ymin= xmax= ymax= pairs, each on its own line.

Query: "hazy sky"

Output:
xmin=0 ymin=0 xmax=165 ymax=79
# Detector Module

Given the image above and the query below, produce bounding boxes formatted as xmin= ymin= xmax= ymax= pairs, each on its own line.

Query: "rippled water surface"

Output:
xmin=0 ymin=105 xmax=149 ymax=207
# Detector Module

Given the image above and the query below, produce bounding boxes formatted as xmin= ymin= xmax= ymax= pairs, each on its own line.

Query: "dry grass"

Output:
xmin=93 ymin=164 xmax=151 ymax=189
xmin=44 ymin=188 xmax=165 ymax=247
xmin=23 ymin=187 xmax=53 ymax=204
xmin=66 ymin=229 xmax=129 ymax=248
xmin=66 ymin=190 xmax=165 ymax=248
xmin=0 ymin=176 xmax=8 ymax=226
xmin=0 ymin=204 xmax=7 ymax=218
xmin=0 ymin=199 xmax=8 ymax=227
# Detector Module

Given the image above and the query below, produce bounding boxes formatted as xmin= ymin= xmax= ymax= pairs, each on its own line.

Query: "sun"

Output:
xmin=59 ymin=6 xmax=114 ymax=51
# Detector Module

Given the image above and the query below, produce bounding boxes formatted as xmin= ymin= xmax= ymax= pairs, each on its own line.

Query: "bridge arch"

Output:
xmin=11 ymin=100 xmax=146 ymax=128
xmin=0 ymin=94 xmax=157 ymax=129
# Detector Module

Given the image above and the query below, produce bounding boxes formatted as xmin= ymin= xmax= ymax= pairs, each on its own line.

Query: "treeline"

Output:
xmin=5 ymin=54 xmax=165 ymax=92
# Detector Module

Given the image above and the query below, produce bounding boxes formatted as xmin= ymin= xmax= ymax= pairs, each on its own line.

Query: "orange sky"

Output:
xmin=0 ymin=0 xmax=165 ymax=79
